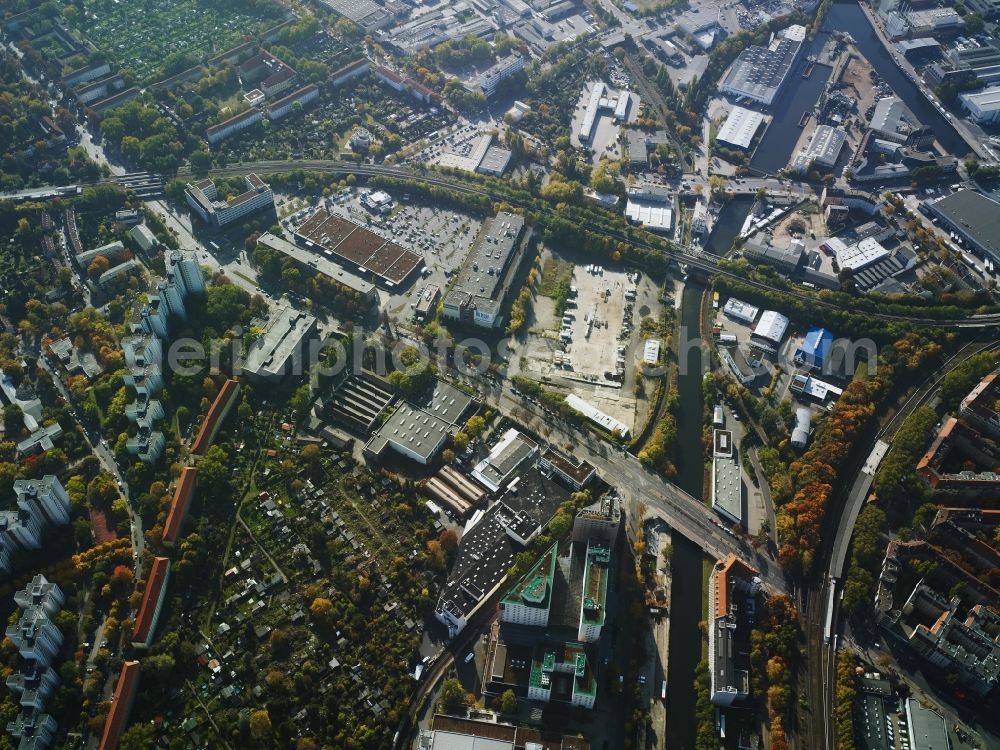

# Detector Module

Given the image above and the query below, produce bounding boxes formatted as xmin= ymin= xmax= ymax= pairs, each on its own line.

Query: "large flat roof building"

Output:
xmin=716 ymin=106 xmax=766 ymax=150
xmin=256 ymin=231 xmax=376 ymax=302
xmin=471 ymin=428 xmax=539 ymax=493
xmin=443 ymin=213 xmax=528 ymax=329
xmin=719 ymin=25 xmax=805 ymax=106
xmin=792 ymin=124 xmax=847 ymax=172
xmin=926 ymin=189 xmax=1000 ymax=266
xmin=960 ymin=86 xmax=1000 ymax=124
xmin=294 ymin=208 xmax=423 ymax=287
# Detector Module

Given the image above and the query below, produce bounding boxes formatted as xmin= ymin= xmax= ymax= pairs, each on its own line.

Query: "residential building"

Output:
xmin=960 ymin=370 xmax=1000 ymax=437
xmin=205 ymin=107 xmax=262 ymax=145
xmin=479 ymin=52 xmax=526 ymax=98
xmin=901 ymin=582 xmax=1000 ymax=697
xmin=167 ymin=249 xmax=205 ymax=296
xmin=162 ymin=467 xmax=197 ymax=547
xmin=129 ymin=224 xmax=157 ymax=252
xmin=6 ymin=662 xmax=59 ymax=712
xmin=238 ymin=50 xmax=297 ymax=97
xmin=6 ymin=709 xmax=57 ymax=750
xmin=14 ymin=576 xmax=64 ymax=617
xmin=97 ymin=662 xmax=140 ymax=750
xmin=131 ymin=557 xmax=171 ymax=649
xmin=1 ymin=480 xmax=70 ymax=575
xmin=266 ymin=84 xmax=319 ymax=121
xmin=14 ymin=423 xmax=63 ymax=458
xmin=185 ymin=174 xmax=273 ymax=227
xmin=916 ymin=417 xmax=1000 ymax=498
xmin=332 ymin=59 xmax=371 ymax=87
xmin=442 ymin=213 xmax=529 ymax=328
xmin=98 ymin=259 xmax=143 ymax=288
xmin=577 ymin=540 xmax=610 ymax=643
xmin=189 ymin=378 xmax=239 ymax=454
xmin=126 ymin=428 xmax=166 ymax=464
xmin=708 ymin=555 xmax=761 ymax=706
xmin=76 ymin=240 xmax=126 ymax=268
xmin=571 ymin=495 xmax=621 ymax=544
xmin=6 ymin=608 xmax=63 ymax=664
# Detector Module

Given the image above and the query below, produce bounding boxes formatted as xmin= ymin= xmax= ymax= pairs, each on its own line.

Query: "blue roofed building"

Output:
xmin=794 ymin=327 xmax=834 ymax=371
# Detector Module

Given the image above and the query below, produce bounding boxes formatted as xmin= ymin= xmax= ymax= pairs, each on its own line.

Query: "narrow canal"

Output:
xmin=664 ymin=281 xmax=708 ymax=750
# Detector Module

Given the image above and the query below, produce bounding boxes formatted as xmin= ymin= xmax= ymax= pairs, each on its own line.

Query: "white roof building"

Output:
xmin=752 ymin=310 xmax=789 ymax=344
xmin=960 ymin=87 xmax=1000 ymax=124
xmin=565 ymin=394 xmax=630 ymax=439
xmin=717 ymin=107 xmax=766 ymax=150
xmin=836 ymin=236 xmax=890 ymax=273
xmin=624 ymin=199 xmax=673 ymax=233
xmin=723 ymin=298 xmax=760 ymax=324
xmin=643 ymin=339 xmax=661 ymax=365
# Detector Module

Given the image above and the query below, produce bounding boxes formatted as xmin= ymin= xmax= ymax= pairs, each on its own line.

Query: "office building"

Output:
xmin=185 ymin=174 xmax=274 ymax=227
xmin=241 ymin=306 xmax=318 ymax=382
xmin=443 ymin=213 xmax=529 ymax=328
xmin=500 ymin=543 xmax=558 ymax=627
xmin=479 ymin=52 xmax=526 ymax=98
xmin=869 ymin=96 xmax=934 ymax=147
xmin=472 ymin=429 xmax=539 ymax=493
xmin=719 ymin=25 xmax=805 ymax=106
xmin=794 ymin=327 xmax=834 ymax=370
xmin=418 ymin=713 xmax=589 ymax=750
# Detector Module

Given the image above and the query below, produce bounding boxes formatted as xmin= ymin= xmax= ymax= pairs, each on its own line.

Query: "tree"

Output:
xmin=464 ymin=415 xmax=486 ymax=438
xmin=249 ymin=709 xmax=272 ymax=739
xmin=309 ymin=597 xmax=333 ymax=621
xmin=439 ymin=678 xmax=465 ymax=712
xmin=499 ymin=688 xmax=517 ymax=714
xmin=118 ymin=724 xmax=155 ymax=750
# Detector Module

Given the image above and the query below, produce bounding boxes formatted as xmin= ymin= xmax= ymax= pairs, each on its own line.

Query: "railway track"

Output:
xmin=805 ymin=335 xmax=1000 ymax=749
xmin=188 ymin=159 xmax=1000 ymax=329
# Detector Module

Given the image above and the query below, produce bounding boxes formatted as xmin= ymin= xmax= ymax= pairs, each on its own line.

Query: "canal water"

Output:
xmin=703 ymin=196 xmax=756 ymax=258
xmin=665 ymin=281 xmax=708 ymax=750
xmin=748 ymin=0 xmax=969 ymax=175
xmin=824 ymin=0 xmax=969 ymax=157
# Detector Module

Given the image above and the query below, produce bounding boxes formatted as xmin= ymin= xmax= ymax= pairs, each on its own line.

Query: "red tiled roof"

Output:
xmin=98 ymin=661 xmax=141 ymax=750
xmin=162 ymin=467 xmax=197 ymax=545
xmin=131 ymin=557 xmax=170 ymax=645
xmin=191 ymin=379 xmax=240 ymax=455
xmin=713 ymin=554 xmax=759 ymax=620
xmin=377 ymin=65 xmax=403 ymax=84
xmin=333 ymin=58 xmax=369 ymax=79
